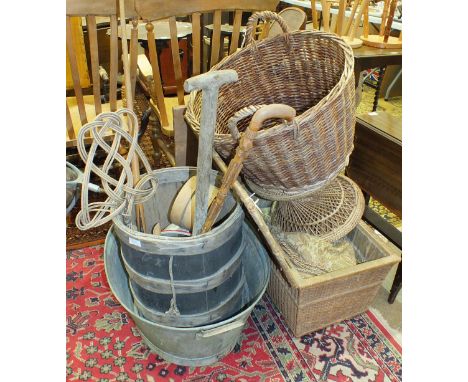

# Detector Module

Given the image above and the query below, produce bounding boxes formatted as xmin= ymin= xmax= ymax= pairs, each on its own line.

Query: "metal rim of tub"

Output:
xmin=66 ymin=161 xmax=83 ymax=186
xmin=113 ymin=207 xmax=244 ymax=254
xmin=66 ymin=162 xmax=83 ymax=214
xmin=104 ymin=224 xmax=270 ymax=366
xmin=112 ymin=168 xmax=244 ymax=255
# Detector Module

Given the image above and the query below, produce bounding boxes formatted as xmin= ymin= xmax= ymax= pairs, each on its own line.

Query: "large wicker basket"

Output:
xmin=185 ymin=11 xmax=356 ymax=200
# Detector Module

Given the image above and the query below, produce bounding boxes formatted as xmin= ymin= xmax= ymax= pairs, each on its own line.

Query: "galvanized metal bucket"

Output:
xmin=66 ymin=162 xmax=82 ymax=215
xmin=104 ymin=224 xmax=270 ymax=366
xmin=112 ymin=167 xmax=246 ymax=327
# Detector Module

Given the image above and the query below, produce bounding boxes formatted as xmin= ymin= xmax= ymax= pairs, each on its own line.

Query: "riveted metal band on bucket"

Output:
xmin=131 ymin=271 xmax=246 ymax=327
xmin=121 ymin=234 xmax=245 ymax=294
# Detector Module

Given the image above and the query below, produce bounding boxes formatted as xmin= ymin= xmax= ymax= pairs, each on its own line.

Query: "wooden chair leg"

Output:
xmin=147 ymin=109 xmax=176 ymax=167
xmin=173 ymin=105 xmax=188 ymax=166
xmin=388 ymin=261 xmax=402 ymax=303
xmin=173 ymin=105 xmax=198 ymax=167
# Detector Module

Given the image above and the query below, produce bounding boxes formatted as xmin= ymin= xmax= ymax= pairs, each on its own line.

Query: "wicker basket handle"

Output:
xmin=245 ymin=11 xmax=291 ymax=46
xmin=227 ymin=104 xmax=296 ymax=140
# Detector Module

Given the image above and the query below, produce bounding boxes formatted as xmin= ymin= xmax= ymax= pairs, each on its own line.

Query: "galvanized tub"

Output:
xmin=112 ymin=167 xmax=246 ymax=327
xmin=66 ymin=162 xmax=82 ymax=215
xmin=104 ymin=224 xmax=270 ymax=366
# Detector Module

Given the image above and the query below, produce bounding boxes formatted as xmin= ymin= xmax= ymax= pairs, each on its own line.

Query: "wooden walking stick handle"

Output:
xmin=201 ymin=104 xmax=296 ymax=234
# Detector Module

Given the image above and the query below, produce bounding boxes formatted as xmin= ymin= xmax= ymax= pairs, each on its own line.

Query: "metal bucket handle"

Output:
xmin=195 ymin=320 xmax=245 ymax=338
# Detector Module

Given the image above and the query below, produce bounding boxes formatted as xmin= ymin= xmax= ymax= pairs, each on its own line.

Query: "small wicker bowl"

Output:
xmin=270 ymin=175 xmax=365 ymax=242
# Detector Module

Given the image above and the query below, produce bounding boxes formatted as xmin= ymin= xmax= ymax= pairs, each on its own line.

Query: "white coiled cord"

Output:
xmin=75 ymin=109 xmax=158 ymax=230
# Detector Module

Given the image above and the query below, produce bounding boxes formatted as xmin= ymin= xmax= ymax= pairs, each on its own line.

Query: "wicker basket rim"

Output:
xmin=187 ymin=29 xmax=355 ymax=141
xmin=272 ymin=176 xmax=361 ymax=227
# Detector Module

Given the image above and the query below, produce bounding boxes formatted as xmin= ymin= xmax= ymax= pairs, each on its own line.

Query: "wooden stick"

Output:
xmin=129 ymin=19 xmax=139 ymax=100
xmin=383 ymin=0 xmax=398 ymax=43
xmin=336 ymin=0 xmax=346 ymax=36
xmin=344 ymin=0 xmax=360 ymax=36
xmin=119 ymin=0 xmax=145 ymax=231
xmin=379 ymin=0 xmax=390 ymax=36
xmin=350 ymin=0 xmax=369 ymax=40
xmin=398 ymin=30 xmax=402 ymax=41
xmin=184 ymin=70 xmax=239 ymax=235
xmin=363 ymin=2 xmax=369 ymax=38
xmin=311 ymin=0 xmax=319 ymax=30
xmin=201 ymin=104 xmax=296 ymax=233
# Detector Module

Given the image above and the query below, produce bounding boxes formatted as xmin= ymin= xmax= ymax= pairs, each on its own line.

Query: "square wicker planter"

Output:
xmin=266 ymin=221 xmax=401 ymax=337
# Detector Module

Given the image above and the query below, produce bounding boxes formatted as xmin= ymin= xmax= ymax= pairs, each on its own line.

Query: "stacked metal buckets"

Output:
xmin=104 ymin=168 xmax=270 ymax=366
xmin=75 ymin=110 xmax=270 ymax=366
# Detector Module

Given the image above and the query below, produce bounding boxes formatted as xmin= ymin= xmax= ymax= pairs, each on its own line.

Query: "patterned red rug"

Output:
xmin=67 ymin=245 xmax=402 ymax=382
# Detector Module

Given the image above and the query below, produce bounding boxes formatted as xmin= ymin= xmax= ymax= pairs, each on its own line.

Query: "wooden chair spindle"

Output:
xmin=169 ymin=16 xmax=186 ymax=105
xmin=146 ymin=21 xmax=169 ymax=127
xmin=86 ymin=15 xmax=102 ymax=116
xmin=210 ymin=10 xmax=222 ymax=68
xmin=66 ymin=16 xmax=88 ymax=125
xmin=109 ymin=15 xmax=118 ymax=111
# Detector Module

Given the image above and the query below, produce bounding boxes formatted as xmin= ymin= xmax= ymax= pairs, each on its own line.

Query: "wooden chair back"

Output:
xmin=66 ymin=0 xmax=137 ymax=146
xmin=131 ymin=0 xmax=279 ymax=129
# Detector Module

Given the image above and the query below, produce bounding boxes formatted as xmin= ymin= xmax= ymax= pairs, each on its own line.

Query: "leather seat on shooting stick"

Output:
xmin=131 ymin=0 xmax=280 ymax=161
xmin=264 ymin=6 xmax=307 ymax=38
xmin=66 ymin=0 xmax=138 ymax=148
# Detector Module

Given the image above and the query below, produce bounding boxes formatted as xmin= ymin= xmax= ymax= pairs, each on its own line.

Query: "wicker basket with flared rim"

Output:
xmin=185 ymin=11 xmax=355 ymax=199
xmin=270 ymin=175 xmax=365 ymax=242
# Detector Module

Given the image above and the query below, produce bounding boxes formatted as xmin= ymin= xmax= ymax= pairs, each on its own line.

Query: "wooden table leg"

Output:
xmin=373 ymin=65 xmax=387 ymax=112
xmin=354 ymin=62 xmax=362 ymax=88
xmin=363 ymin=190 xmax=371 ymax=205
xmin=388 ymin=261 xmax=402 ymax=303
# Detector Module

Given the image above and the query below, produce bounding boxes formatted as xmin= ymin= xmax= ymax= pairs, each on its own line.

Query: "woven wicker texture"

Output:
xmin=275 ymin=233 xmax=357 ymax=276
xmin=266 ymin=222 xmax=401 ymax=336
xmin=185 ymin=11 xmax=355 ymax=199
xmin=270 ymin=175 xmax=365 ymax=241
